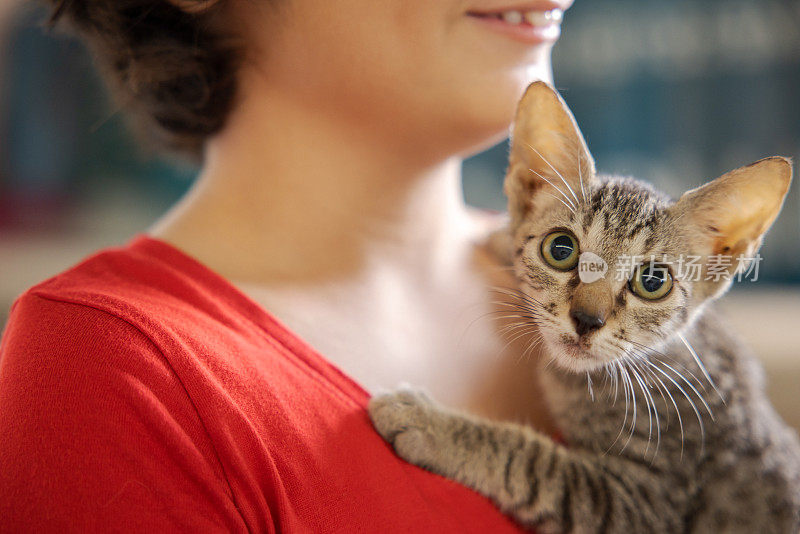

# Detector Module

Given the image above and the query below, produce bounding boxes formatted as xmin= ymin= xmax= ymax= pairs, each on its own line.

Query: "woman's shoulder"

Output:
xmin=10 ymin=234 xmax=270 ymax=349
xmin=0 ymin=234 xmax=231 ymax=417
xmin=2 ymin=237 xmax=179 ymax=368
xmin=0 ymin=274 xmax=250 ymax=532
xmin=0 ymin=234 xmax=298 ymax=414
xmin=18 ymin=234 xmax=225 ymax=322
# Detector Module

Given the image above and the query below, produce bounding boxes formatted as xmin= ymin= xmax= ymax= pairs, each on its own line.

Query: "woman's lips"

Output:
xmin=466 ymin=7 xmax=564 ymax=45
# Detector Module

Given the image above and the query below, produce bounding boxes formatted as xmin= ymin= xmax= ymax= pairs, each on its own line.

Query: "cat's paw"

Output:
xmin=368 ymin=387 xmax=436 ymax=442
xmin=368 ymin=387 xmax=442 ymax=466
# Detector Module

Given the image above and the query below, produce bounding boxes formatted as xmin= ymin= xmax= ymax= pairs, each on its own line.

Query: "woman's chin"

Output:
xmin=455 ymin=66 xmax=554 ymax=155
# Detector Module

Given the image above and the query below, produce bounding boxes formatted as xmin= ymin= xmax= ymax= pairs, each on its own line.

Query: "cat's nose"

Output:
xmin=570 ymin=309 xmax=605 ymax=337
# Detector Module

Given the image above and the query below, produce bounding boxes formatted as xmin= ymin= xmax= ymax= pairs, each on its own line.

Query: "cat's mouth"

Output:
xmin=544 ymin=331 xmax=614 ymax=372
xmin=561 ymin=340 xmax=596 ymax=360
xmin=558 ymin=332 xmax=592 ymax=352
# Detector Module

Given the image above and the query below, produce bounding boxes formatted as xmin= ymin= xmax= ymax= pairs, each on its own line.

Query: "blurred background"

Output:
xmin=1 ymin=1 xmax=798 ymax=427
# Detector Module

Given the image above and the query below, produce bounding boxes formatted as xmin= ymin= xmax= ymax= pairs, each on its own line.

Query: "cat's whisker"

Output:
xmin=627 ymin=339 xmax=706 ymax=391
xmin=608 ymin=343 xmax=632 ymax=408
xmin=497 ymin=323 xmax=533 ymax=338
xmin=631 ymin=354 xmax=672 ymax=428
xmin=586 ymin=371 xmax=595 ymax=402
xmin=458 ymin=285 xmax=549 ymax=354
xmin=500 ymin=323 xmax=539 ymax=342
xmin=506 ymin=312 xmax=547 ymax=324
xmin=576 ymin=143 xmax=588 ymax=204
xmin=677 ymin=332 xmax=725 ymax=404
xmin=627 ymin=361 xmax=653 ymax=451
xmin=504 ymin=335 xmax=538 ymax=362
xmin=629 ymin=357 xmax=662 ymax=461
xmin=645 ymin=359 xmax=706 ymax=457
xmin=628 ymin=341 xmax=705 ymax=390
xmin=527 ymin=166 xmax=577 ymax=212
xmin=489 ymin=286 xmax=545 ymax=303
xmin=462 ymin=307 xmax=538 ymax=331
xmin=624 ymin=345 xmax=688 ymax=457
xmin=615 ymin=361 xmax=636 ymax=454
xmin=490 ymin=313 xmax=546 ymax=326
xmin=600 ymin=362 xmax=614 ymax=400
xmin=488 ymin=310 xmax=547 ymax=326
xmin=489 ymin=300 xmax=547 ymax=316
xmin=620 ymin=360 xmax=639 ymax=452
xmin=636 ymin=359 xmax=671 ymax=431
xmin=509 ymin=327 xmax=541 ymax=364
xmin=646 ymin=365 xmax=679 ymax=434
xmin=655 ymin=359 xmax=714 ymax=421
xmin=520 ymin=333 xmax=545 ymax=363
xmin=492 ymin=312 xmax=545 ymax=322
xmin=527 ymin=144 xmax=582 ymax=208
xmin=489 ymin=294 xmax=543 ymax=307
xmin=642 ymin=358 xmax=686 ymax=459
xmin=498 ymin=325 xmax=543 ymax=357
xmin=490 ymin=286 xmax=547 ymax=302
xmin=542 ymin=193 xmax=577 ymax=215
xmin=543 ymin=356 xmax=559 ymax=371
xmin=485 ymin=310 xmax=545 ymax=322
xmin=488 ymin=289 xmax=550 ymax=318
xmin=606 ymin=360 xmax=632 ymax=455
xmin=513 ymin=336 xmax=536 ymax=365
xmin=498 ymin=322 xmax=542 ymax=341
xmin=456 ymin=305 xmax=543 ymax=353
xmin=486 ymin=288 xmax=549 ymax=316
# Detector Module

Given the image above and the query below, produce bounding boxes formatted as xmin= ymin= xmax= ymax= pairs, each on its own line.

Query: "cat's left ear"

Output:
xmin=672 ymin=157 xmax=792 ymax=287
xmin=505 ymin=82 xmax=596 ymax=228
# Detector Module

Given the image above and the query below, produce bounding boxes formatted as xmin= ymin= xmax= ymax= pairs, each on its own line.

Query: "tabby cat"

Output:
xmin=369 ymin=82 xmax=800 ymax=533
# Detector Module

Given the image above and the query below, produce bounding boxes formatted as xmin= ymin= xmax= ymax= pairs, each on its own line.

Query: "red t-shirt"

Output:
xmin=0 ymin=234 xmax=527 ymax=533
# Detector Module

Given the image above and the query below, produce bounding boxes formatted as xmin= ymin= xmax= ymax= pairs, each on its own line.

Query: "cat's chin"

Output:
xmin=543 ymin=337 xmax=613 ymax=374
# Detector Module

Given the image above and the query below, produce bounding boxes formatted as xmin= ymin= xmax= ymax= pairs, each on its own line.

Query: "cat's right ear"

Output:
xmin=672 ymin=156 xmax=792 ymax=298
xmin=505 ymin=81 xmax=596 ymax=228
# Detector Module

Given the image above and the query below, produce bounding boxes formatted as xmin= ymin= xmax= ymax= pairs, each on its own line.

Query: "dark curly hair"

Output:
xmin=45 ymin=0 xmax=245 ymax=162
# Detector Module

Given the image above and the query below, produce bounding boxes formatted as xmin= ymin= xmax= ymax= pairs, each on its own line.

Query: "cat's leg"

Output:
xmin=369 ymin=388 xmax=676 ymax=533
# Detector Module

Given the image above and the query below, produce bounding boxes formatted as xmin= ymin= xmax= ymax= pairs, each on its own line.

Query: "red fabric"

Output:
xmin=0 ymin=234 xmax=528 ymax=533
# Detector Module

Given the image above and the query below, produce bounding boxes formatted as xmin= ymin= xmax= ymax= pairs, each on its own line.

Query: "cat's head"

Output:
xmin=504 ymin=82 xmax=792 ymax=373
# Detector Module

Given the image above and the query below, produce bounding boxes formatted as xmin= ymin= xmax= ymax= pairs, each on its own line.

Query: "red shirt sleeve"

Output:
xmin=0 ymin=293 xmax=252 ymax=532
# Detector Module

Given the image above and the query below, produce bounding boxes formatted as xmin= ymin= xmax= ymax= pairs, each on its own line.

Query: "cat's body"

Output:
xmin=369 ymin=83 xmax=800 ymax=533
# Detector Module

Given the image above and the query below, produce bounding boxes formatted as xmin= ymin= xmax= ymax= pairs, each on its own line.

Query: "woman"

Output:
xmin=0 ymin=0 xmax=571 ymax=531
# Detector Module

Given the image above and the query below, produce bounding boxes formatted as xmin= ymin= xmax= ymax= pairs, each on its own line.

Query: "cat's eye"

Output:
xmin=629 ymin=263 xmax=673 ymax=300
xmin=541 ymin=231 xmax=579 ymax=271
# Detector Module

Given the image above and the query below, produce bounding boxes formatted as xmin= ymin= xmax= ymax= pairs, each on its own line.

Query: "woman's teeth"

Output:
xmin=499 ymin=9 xmax=562 ymax=26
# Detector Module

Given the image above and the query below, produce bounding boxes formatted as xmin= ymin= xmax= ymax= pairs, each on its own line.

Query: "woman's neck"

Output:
xmin=146 ymin=70 xmax=561 ymax=432
xmin=149 ymin=68 xmax=479 ymax=287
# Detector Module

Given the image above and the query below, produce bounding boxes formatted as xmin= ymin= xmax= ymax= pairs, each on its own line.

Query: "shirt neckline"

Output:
xmin=127 ymin=232 xmax=372 ymax=407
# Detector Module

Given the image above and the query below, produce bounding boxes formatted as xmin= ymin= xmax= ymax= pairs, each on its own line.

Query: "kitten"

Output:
xmin=369 ymin=82 xmax=800 ymax=533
